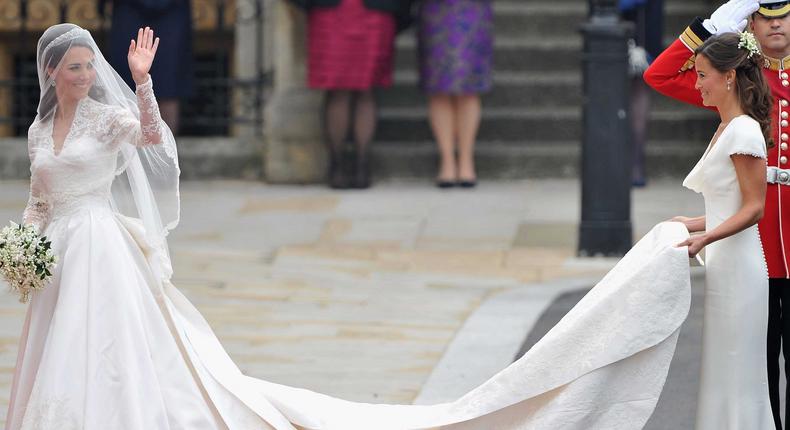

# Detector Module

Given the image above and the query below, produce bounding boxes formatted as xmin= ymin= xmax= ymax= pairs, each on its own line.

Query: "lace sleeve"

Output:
xmin=106 ymin=75 xmax=165 ymax=148
xmin=134 ymin=75 xmax=164 ymax=147
xmin=22 ymin=169 xmax=49 ymax=233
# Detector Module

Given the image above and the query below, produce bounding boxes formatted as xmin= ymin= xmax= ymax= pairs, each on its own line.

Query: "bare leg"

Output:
xmin=159 ymin=99 xmax=180 ymax=135
xmin=455 ymin=94 xmax=481 ymax=184
xmin=324 ymin=90 xmax=353 ymax=188
xmin=429 ymin=94 xmax=457 ymax=183
xmin=351 ymin=90 xmax=377 ymax=189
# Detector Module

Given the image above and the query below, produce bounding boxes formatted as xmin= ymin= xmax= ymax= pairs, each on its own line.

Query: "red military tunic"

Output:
xmin=644 ymin=18 xmax=790 ymax=279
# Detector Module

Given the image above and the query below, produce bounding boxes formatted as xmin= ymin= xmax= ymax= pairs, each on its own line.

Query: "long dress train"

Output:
xmin=6 ymin=88 xmax=693 ymax=427
xmin=7 ymin=53 xmax=693 ymax=429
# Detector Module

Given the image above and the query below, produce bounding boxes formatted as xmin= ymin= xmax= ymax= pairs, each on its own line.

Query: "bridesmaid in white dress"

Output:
xmin=673 ymin=32 xmax=773 ymax=429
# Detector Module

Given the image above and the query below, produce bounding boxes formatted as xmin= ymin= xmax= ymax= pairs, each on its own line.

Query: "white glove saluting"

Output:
xmin=703 ymin=0 xmax=760 ymax=35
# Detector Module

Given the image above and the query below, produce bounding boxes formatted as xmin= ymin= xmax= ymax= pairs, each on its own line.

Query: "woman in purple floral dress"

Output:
xmin=418 ymin=0 xmax=493 ymax=187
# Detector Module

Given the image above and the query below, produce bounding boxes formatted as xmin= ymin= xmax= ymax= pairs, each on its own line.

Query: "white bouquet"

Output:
xmin=0 ymin=222 xmax=57 ymax=303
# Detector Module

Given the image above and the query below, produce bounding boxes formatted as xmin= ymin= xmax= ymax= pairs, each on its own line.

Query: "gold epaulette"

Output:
xmin=680 ymin=57 xmax=696 ymax=72
xmin=679 ymin=26 xmax=704 ymax=51
xmin=678 ymin=26 xmax=705 ymax=71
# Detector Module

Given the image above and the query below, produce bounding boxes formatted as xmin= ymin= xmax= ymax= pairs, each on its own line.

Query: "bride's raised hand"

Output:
xmin=128 ymin=27 xmax=160 ymax=85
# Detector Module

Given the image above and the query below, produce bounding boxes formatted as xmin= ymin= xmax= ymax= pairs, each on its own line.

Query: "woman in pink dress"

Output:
xmin=297 ymin=0 xmax=411 ymax=189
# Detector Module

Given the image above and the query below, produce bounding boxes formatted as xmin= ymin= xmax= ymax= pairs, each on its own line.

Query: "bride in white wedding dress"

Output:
xmin=4 ymin=23 xmax=699 ymax=430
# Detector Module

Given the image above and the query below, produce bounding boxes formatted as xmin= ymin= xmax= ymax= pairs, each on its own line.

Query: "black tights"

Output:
xmin=768 ymin=278 xmax=790 ymax=429
xmin=323 ymin=90 xmax=377 ymax=161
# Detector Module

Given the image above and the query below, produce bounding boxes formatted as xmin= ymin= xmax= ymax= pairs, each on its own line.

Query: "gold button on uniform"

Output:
xmin=782 ymin=143 xmax=788 ymax=150
xmin=782 ymin=72 xmax=789 ymax=80
xmin=782 ymin=133 xmax=788 ymax=141
xmin=782 ymin=156 xmax=788 ymax=164
xmin=782 ymin=100 xmax=789 ymax=107
xmin=782 ymin=120 xmax=788 ymax=127
xmin=783 ymin=112 xmax=789 ymax=120
xmin=783 ymin=80 xmax=790 ymax=87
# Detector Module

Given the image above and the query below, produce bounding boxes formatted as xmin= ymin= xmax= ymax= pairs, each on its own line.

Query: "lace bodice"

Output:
xmin=22 ymin=77 xmax=169 ymax=231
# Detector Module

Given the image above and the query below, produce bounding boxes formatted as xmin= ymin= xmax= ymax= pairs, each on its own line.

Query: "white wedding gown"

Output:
xmin=682 ymin=115 xmax=773 ymax=429
xmin=6 ymin=81 xmax=694 ymax=429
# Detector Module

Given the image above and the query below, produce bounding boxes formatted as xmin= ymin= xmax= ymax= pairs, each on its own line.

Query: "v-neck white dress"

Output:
xmin=683 ymin=115 xmax=772 ymax=429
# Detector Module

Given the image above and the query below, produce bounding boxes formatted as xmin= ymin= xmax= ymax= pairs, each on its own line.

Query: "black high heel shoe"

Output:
xmin=436 ymin=179 xmax=456 ymax=189
xmin=458 ymin=179 xmax=477 ymax=188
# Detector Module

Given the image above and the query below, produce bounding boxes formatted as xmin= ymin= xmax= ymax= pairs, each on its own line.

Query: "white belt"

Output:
xmin=768 ymin=166 xmax=790 ymax=185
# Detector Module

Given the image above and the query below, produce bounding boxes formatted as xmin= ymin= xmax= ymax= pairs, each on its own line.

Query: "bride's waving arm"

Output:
xmin=133 ymin=75 xmax=164 ymax=146
xmin=678 ymin=154 xmax=766 ymax=257
xmin=129 ymin=27 xmax=163 ymax=146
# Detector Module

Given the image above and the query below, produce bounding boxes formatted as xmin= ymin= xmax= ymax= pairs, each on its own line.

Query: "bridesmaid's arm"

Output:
xmin=671 ymin=215 xmax=706 ymax=233
xmin=678 ymin=154 xmax=766 ymax=257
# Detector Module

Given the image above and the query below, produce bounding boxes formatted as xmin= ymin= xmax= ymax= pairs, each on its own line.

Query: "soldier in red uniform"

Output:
xmin=644 ymin=0 xmax=790 ymax=427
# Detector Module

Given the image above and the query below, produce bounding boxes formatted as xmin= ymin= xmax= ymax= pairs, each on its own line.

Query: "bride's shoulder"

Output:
xmin=26 ymin=120 xmax=44 ymax=137
xmin=81 ymin=97 xmax=125 ymax=118
xmin=26 ymin=122 xmax=44 ymax=153
xmin=80 ymin=98 xmax=137 ymax=136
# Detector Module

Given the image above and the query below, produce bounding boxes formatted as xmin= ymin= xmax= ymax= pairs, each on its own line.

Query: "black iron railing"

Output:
xmin=0 ymin=0 xmax=268 ymax=137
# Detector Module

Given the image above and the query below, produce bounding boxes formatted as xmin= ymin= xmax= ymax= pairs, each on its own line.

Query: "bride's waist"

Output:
xmin=49 ymin=193 xmax=112 ymax=220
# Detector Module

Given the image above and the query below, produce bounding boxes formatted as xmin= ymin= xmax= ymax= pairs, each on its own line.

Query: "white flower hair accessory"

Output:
xmin=738 ymin=31 xmax=760 ymax=59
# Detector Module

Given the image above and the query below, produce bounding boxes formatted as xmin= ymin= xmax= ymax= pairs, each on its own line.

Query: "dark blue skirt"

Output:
xmin=108 ymin=0 xmax=194 ymax=98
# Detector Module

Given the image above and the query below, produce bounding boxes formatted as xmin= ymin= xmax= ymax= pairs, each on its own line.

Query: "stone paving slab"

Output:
xmin=0 ymin=179 xmax=703 ymax=424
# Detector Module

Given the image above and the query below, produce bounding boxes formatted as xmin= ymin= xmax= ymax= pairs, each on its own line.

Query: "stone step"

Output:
xmin=485 ymin=2 xmax=703 ymax=40
xmin=382 ymin=71 xmax=704 ymax=111
xmin=376 ymin=108 xmax=719 ymax=143
xmin=394 ymin=36 xmax=582 ymax=73
xmin=369 ymin=141 xmax=705 ymax=180
xmin=394 ymin=33 xmax=697 ymax=74
xmin=0 ymin=136 xmax=705 ymax=181
xmin=395 ymin=0 xmax=708 ymax=73
xmin=0 ymin=137 xmax=264 ymax=181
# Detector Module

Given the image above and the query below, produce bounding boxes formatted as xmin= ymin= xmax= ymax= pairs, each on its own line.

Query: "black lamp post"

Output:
xmin=578 ymin=0 xmax=634 ymax=256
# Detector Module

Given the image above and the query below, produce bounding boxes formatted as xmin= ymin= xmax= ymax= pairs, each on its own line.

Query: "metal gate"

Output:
xmin=0 ymin=0 xmax=268 ymax=137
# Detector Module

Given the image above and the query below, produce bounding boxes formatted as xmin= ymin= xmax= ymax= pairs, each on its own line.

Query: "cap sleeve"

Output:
xmin=726 ymin=117 xmax=767 ymax=159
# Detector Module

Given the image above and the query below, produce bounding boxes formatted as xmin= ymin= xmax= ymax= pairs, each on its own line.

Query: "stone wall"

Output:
xmin=263 ymin=1 xmax=325 ymax=183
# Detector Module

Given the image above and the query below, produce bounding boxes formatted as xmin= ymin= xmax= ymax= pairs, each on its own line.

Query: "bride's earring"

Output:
xmin=50 ymin=80 xmax=55 ymax=87
xmin=727 ymin=81 xmax=732 ymax=91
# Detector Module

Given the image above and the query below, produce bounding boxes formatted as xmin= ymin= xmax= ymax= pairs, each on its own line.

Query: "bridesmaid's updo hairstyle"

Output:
xmin=695 ymin=32 xmax=774 ymax=148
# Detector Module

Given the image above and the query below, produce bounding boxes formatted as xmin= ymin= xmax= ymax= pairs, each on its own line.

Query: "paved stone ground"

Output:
xmin=0 ymin=179 xmax=708 ymax=425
